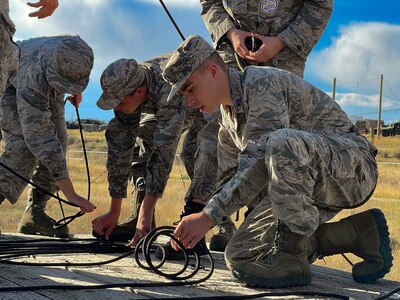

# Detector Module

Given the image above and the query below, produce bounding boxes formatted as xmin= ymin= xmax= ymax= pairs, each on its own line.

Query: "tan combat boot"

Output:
xmin=17 ymin=189 xmax=69 ymax=237
xmin=232 ymin=222 xmax=311 ymax=288
xmin=316 ymin=208 xmax=393 ymax=283
xmin=209 ymin=217 xmax=236 ymax=252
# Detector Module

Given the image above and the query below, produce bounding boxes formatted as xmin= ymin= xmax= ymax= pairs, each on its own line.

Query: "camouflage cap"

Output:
xmin=163 ymin=34 xmax=216 ymax=102
xmin=96 ymin=58 xmax=147 ymax=110
xmin=46 ymin=36 xmax=94 ymax=94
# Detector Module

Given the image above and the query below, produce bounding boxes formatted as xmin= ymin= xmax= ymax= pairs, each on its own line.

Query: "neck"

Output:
xmin=220 ymin=73 xmax=233 ymax=106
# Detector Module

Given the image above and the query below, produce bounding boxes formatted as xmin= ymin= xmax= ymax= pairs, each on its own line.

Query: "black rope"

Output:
xmin=159 ymin=0 xmax=185 ymax=41
xmin=1 ymin=228 xmax=397 ymax=299
xmin=53 ymin=103 xmax=91 ymax=229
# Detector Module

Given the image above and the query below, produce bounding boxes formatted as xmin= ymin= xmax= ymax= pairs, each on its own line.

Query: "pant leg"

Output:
xmin=130 ymin=113 xmax=157 ymax=192
xmin=266 ymin=128 xmax=378 ymax=236
xmin=180 ymin=111 xmax=206 ymax=180
xmin=0 ymin=86 xmax=36 ymax=203
xmin=0 ymin=15 xmax=19 ymax=101
xmin=184 ymin=112 xmax=219 ymax=205
xmin=30 ymin=95 xmax=68 ymax=196
xmin=225 ymin=193 xmax=277 ymax=270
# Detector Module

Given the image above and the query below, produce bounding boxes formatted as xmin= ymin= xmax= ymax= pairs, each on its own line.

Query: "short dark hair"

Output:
xmin=198 ymin=52 xmax=227 ymax=74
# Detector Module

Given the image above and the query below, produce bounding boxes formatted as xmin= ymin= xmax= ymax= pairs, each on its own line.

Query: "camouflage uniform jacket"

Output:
xmin=106 ymin=54 xmax=198 ymax=199
xmin=0 ymin=0 xmax=15 ymax=34
xmin=10 ymin=36 xmax=73 ymax=180
xmin=200 ymin=0 xmax=333 ymax=74
xmin=203 ymin=67 xmax=377 ymax=224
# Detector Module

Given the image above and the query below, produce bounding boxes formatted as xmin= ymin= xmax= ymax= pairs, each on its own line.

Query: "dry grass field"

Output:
xmin=0 ymin=131 xmax=399 ymax=281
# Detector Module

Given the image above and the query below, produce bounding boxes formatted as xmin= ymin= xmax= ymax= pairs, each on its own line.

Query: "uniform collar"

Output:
xmin=228 ymin=67 xmax=244 ymax=113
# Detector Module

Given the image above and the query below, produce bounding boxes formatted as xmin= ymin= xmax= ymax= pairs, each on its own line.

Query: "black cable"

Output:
xmin=54 ymin=104 xmax=91 ymax=229
xmin=2 ymin=229 xmax=397 ymax=300
xmin=0 ymin=161 xmax=77 ymax=207
xmin=159 ymin=0 xmax=185 ymax=41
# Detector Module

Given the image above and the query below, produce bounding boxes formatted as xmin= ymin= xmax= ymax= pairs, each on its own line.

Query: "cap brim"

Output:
xmin=96 ymin=93 xmax=122 ymax=110
xmin=166 ymin=72 xmax=191 ymax=102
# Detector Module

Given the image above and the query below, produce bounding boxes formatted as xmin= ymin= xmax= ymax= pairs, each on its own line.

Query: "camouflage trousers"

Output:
xmin=131 ymin=111 xmax=217 ymax=206
xmin=0 ymin=14 xmax=19 ymax=104
xmin=225 ymin=128 xmax=378 ymax=269
xmin=0 ymin=86 xmax=68 ymax=203
xmin=184 ymin=111 xmax=219 ymax=205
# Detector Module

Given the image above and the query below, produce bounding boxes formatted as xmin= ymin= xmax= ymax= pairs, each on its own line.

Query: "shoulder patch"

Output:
xmin=261 ymin=0 xmax=278 ymax=15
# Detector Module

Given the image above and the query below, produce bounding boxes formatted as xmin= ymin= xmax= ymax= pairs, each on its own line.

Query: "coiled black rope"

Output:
xmin=0 ymin=226 xmax=398 ymax=299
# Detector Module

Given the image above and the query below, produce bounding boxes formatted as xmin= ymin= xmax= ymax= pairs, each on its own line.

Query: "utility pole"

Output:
xmin=332 ymin=77 xmax=336 ymax=100
xmin=377 ymin=74 xmax=383 ymax=139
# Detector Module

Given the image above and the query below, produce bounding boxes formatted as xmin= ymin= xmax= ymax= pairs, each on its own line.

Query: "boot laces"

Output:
xmin=259 ymin=223 xmax=288 ymax=264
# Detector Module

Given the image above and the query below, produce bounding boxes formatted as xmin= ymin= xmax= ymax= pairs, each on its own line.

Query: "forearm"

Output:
xmin=200 ymin=0 xmax=236 ymax=47
xmin=109 ymin=197 xmax=123 ymax=216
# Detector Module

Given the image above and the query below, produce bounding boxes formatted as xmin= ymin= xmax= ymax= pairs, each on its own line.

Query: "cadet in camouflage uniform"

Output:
xmin=163 ymin=35 xmax=392 ymax=288
xmin=200 ymin=0 xmax=332 ymax=76
xmin=0 ymin=35 xmax=95 ymax=236
xmin=200 ymin=0 xmax=333 ymax=252
xmin=1 ymin=0 xmax=59 ymax=101
xmin=92 ymin=57 xmax=218 ymax=255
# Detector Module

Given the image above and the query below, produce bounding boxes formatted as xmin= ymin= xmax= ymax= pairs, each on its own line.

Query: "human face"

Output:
xmin=180 ymin=66 xmax=220 ymax=113
xmin=115 ymin=86 xmax=148 ymax=114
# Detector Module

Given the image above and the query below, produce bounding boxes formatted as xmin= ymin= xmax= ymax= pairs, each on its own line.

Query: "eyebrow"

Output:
xmin=180 ymin=81 xmax=192 ymax=94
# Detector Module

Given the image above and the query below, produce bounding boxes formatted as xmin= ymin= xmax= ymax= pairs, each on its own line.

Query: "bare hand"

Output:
xmin=27 ymin=0 xmax=59 ymax=19
xmin=68 ymin=194 xmax=96 ymax=213
xmin=92 ymin=212 xmax=119 ymax=240
xmin=245 ymin=35 xmax=286 ymax=63
xmin=127 ymin=211 xmax=154 ymax=247
xmin=225 ymin=28 xmax=251 ymax=59
xmin=172 ymin=212 xmax=213 ymax=250
xmin=66 ymin=94 xmax=83 ymax=108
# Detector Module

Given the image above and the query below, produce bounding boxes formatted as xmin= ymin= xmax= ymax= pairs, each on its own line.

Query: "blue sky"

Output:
xmin=10 ymin=0 xmax=400 ymax=123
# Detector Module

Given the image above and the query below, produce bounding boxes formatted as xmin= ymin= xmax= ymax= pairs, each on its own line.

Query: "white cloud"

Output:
xmin=135 ymin=0 xmax=199 ymax=8
xmin=8 ymin=0 xmax=205 ymax=120
xmin=334 ymin=92 xmax=398 ymax=109
xmin=309 ymin=22 xmax=400 ymax=96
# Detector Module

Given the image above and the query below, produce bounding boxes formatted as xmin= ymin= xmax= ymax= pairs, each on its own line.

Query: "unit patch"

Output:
xmin=261 ymin=0 xmax=278 ymax=15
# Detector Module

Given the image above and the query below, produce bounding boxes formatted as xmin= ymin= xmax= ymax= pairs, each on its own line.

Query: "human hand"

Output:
xmin=172 ymin=212 xmax=213 ymax=250
xmin=27 ymin=0 xmax=59 ymax=19
xmin=225 ymin=28 xmax=251 ymax=59
xmin=68 ymin=193 xmax=96 ymax=213
xmin=127 ymin=211 xmax=154 ymax=247
xmin=92 ymin=212 xmax=119 ymax=240
xmin=245 ymin=35 xmax=286 ymax=63
xmin=66 ymin=94 xmax=83 ymax=108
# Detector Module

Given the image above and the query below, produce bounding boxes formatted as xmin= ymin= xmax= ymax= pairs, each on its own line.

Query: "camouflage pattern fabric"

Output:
xmin=204 ymin=66 xmax=378 ymax=238
xmin=200 ymin=0 xmax=333 ymax=76
xmin=104 ymin=54 xmax=216 ymax=203
xmin=0 ymin=35 xmax=93 ymax=202
xmin=97 ymin=59 xmax=147 ymax=110
xmin=0 ymin=1 xmax=18 ymax=102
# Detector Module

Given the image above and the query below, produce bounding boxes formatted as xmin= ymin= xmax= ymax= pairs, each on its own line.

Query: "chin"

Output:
xmin=205 ymin=106 xmax=218 ymax=113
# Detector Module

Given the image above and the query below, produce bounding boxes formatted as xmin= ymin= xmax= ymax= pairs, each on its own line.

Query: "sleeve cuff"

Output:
xmin=203 ymin=195 xmax=229 ymax=224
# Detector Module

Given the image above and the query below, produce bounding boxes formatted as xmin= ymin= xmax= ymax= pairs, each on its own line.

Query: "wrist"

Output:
xmin=200 ymin=211 xmax=215 ymax=228
xmin=110 ymin=197 xmax=122 ymax=215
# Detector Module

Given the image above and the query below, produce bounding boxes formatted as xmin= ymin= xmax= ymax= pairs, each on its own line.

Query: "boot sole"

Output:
xmin=18 ymin=224 xmax=70 ymax=238
xmin=353 ymin=208 xmax=393 ymax=283
xmin=232 ymin=268 xmax=311 ymax=289
xmin=209 ymin=233 xmax=231 ymax=252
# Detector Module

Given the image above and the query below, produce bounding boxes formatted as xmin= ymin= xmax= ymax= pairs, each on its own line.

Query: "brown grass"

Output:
xmin=0 ymin=132 xmax=399 ymax=281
